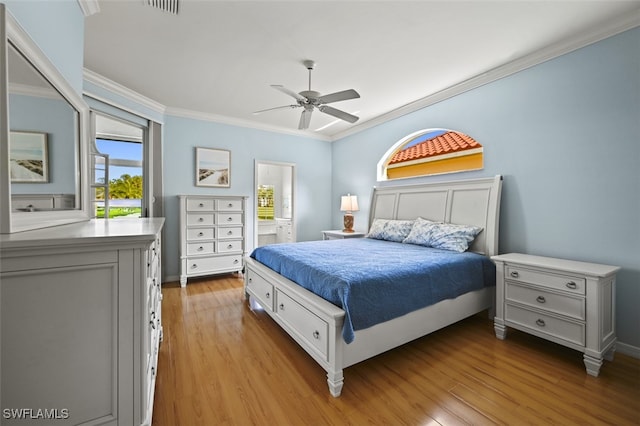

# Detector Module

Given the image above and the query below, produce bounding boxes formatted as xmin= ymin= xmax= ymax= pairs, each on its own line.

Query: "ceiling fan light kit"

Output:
xmin=254 ymin=60 xmax=360 ymax=130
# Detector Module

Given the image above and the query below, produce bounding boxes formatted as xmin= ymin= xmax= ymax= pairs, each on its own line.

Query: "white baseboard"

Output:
xmin=616 ymin=341 xmax=640 ymax=359
xmin=162 ymin=275 xmax=180 ymax=284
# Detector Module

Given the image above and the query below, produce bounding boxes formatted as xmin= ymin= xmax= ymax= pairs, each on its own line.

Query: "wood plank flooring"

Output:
xmin=152 ymin=274 xmax=640 ymax=425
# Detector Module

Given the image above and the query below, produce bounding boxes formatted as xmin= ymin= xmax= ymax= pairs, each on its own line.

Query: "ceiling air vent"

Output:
xmin=145 ymin=0 xmax=179 ymax=15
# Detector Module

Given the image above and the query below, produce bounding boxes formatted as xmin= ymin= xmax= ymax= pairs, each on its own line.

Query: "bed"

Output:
xmin=244 ymin=175 xmax=503 ymax=396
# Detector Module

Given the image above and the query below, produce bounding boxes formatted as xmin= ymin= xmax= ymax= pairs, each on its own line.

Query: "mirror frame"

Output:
xmin=0 ymin=5 xmax=89 ymax=233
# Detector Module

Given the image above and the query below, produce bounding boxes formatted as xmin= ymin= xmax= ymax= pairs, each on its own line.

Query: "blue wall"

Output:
xmin=162 ymin=116 xmax=333 ymax=280
xmin=332 ymin=27 xmax=640 ymax=349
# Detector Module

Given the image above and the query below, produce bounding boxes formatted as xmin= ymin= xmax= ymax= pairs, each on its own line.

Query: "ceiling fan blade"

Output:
xmin=317 ymin=89 xmax=360 ymax=105
xmin=318 ymin=105 xmax=359 ymax=124
xmin=298 ymin=108 xmax=313 ymax=130
xmin=253 ymin=104 xmax=299 ymax=114
xmin=271 ymin=85 xmax=306 ymax=102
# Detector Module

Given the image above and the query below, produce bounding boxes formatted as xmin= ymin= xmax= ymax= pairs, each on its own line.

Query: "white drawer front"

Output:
xmin=506 ymin=304 xmax=585 ymax=346
xmin=218 ymin=226 xmax=243 ymax=239
xmin=217 ymin=199 xmax=243 ymax=211
xmin=216 ymin=213 xmax=243 ymax=225
xmin=506 ymin=283 xmax=585 ymax=320
xmin=186 ymin=198 xmax=215 ymax=211
xmin=505 ymin=265 xmax=585 ymax=295
xmin=187 ymin=242 xmax=215 ymax=256
xmin=186 ymin=227 xmax=215 ymax=241
xmin=185 ymin=255 xmax=243 ymax=275
xmin=276 ymin=290 xmax=329 ymax=359
xmin=246 ymin=270 xmax=274 ymax=311
xmin=187 ymin=213 xmax=215 ymax=226
xmin=218 ymin=240 xmax=243 ymax=253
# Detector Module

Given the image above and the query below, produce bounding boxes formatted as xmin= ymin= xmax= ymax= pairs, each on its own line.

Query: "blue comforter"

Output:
xmin=250 ymin=238 xmax=495 ymax=344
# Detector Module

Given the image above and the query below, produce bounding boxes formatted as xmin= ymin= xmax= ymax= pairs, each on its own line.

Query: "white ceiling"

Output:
xmin=83 ymin=1 xmax=640 ymax=140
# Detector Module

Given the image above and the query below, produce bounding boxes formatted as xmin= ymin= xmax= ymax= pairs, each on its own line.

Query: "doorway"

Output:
xmin=254 ymin=160 xmax=295 ymax=248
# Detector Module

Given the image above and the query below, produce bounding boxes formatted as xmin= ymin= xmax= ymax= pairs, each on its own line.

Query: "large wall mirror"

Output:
xmin=1 ymin=5 xmax=89 ymax=233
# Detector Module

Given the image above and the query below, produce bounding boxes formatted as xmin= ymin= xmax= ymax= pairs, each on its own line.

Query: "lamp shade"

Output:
xmin=340 ymin=194 xmax=359 ymax=212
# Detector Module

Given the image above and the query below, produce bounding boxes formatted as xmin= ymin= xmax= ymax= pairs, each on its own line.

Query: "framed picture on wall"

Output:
xmin=9 ymin=131 xmax=49 ymax=183
xmin=196 ymin=147 xmax=230 ymax=187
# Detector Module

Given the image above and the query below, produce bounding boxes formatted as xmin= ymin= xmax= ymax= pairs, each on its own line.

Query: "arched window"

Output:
xmin=377 ymin=128 xmax=483 ymax=181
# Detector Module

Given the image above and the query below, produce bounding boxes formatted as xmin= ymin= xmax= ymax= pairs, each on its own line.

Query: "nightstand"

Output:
xmin=322 ymin=230 xmax=366 ymax=240
xmin=492 ymin=253 xmax=619 ymax=377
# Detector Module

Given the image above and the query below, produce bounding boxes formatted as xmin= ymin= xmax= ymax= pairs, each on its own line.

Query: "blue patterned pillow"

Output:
xmin=403 ymin=217 xmax=483 ymax=252
xmin=367 ymin=219 xmax=415 ymax=242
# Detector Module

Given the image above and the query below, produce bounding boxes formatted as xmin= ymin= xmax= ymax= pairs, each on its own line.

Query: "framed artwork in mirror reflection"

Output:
xmin=10 ymin=131 xmax=49 ymax=183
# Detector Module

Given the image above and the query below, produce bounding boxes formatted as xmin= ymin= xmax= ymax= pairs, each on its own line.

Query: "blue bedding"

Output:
xmin=250 ymin=238 xmax=496 ymax=344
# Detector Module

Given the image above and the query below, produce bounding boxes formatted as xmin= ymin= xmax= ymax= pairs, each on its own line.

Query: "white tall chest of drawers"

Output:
xmin=492 ymin=253 xmax=619 ymax=377
xmin=178 ymin=195 xmax=247 ymax=286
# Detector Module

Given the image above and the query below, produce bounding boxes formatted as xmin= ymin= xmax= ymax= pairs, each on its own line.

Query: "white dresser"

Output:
xmin=178 ymin=195 xmax=247 ymax=286
xmin=0 ymin=218 xmax=164 ymax=426
xmin=492 ymin=253 xmax=619 ymax=376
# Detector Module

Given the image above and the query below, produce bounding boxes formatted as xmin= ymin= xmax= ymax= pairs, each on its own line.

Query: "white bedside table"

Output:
xmin=492 ymin=253 xmax=619 ymax=377
xmin=322 ymin=230 xmax=366 ymax=240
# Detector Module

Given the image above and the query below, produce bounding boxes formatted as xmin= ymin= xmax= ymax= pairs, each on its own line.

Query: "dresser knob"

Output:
xmin=313 ymin=330 xmax=320 ymax=339
xmin=279 ymin=303 xmax=285 ymax=310
xmin=198 ymin=232 xmax=204 ymax=237
xmin=566 ymin=281 xmax=577 ymax=289
xmin=535 ymin=319 xmax=546 ymax=327
xmin=191 ymin=264 xmax=198 ymax=269
xmin=228 ymin=203 xmax=233 ymax=207
xmin=150 ymin=320 xmax=156 ymax=330
xmin=227 ymin=217 xmax=233 ymax=222
xmin=228 ymin=244 xmax=233 ymax=249
xmin=510 ymin=271 xmax=519 ymax=278
xmin=536 ymin=296 xmax=546 ymax=303
xmin=198 ymin=217 xmax=204 ymax=222
xmin=198 ymin=246 xmax=204 ymax=251
xmin=265 ymin=292 xmax=270 ymax=299
xmin=198 ymin=203 xmax=204 ymax=207
xmin=234 ymin=259 xmax=239 ymax=264
xmin=227 ymin=230 xmax=233 ymax=235
xmin=248 ymin=278 xmax=252 ymax=283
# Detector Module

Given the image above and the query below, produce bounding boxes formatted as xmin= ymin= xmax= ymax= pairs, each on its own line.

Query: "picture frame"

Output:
xmin=10 ymin=131 xmax=49 ymax=183
xmin=195 ymin=147 xmax=230 ymax=187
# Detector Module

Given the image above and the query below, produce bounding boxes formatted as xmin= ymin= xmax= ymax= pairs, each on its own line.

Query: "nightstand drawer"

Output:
xmin=505 ymin=265 xmax=585 ymax=295
xmin=506 ymin=304 xmax=585 ymax=346
xmin=506 ymin=282 xmax=585 ymax=320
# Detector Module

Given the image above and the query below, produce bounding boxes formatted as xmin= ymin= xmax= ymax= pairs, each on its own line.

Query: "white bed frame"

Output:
xmin=244 ymin=175 xmax=503 ymax=396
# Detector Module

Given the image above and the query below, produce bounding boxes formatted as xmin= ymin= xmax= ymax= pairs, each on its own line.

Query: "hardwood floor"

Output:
xmin=153 ymin=274 xmax=640 ymax=425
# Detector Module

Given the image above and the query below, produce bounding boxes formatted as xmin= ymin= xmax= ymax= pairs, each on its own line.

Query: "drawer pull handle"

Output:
xmin=191 ymin=264 xmax=198 ymax=269
xmin=535 ymin=319 xmax=546 ymax=327
xmin=228 ymin=244 xmax=233 ymax=249
xmin=198 ymin=217 xmax=204 ymax=222
xmin=150 ymin=320 xmax=156 ymax=330
xmin=227 ymin=217 xmax=233 ymax=222
xmin=234 ymin=259 xmax=239 ymax=264
xmin=279 ymin=303 xmax=285 ymax=310
xmin=198 ymin=203 xmax=204 ymax=207
xmin=227 ymin=230 xmax=233 ymax=235
xmin=536 ymin=296 xmax=546 ymax=303
xmin=248 ymin=278 xmax=252 ymax=283
xmin=198 ymin=232 xmax=204 ymax=237
xmin=265 ymin=292 xmax=270 ymax=299
xmin=566 ymin=281 xmax=577 ymax=289
xmin=198 ymin=246 xmax=204 ymax=251
xmin=151 ymin=311 xmax=156 ymax=320
xmin=510 ymin=271 xmax=519 ymax=278
xmin=313 ymin=330 xmax=320 ymax=339
xmin=228 ymin=203 xmax=233 ymax=207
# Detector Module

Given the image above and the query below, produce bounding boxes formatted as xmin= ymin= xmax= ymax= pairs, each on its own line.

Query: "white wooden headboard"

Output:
xmin=368 ymin=175 xmax=503 ymax=256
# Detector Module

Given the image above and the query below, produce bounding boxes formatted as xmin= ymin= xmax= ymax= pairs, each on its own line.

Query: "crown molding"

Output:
xmin=77 ymin=0 xmax=100 ymax=17
xmin=331 ymin=10 xmax=640 ymax=142
xmin=164 ymin=106 xmax=332 ymax=142
xmin=83 ymin=68 xmax=167 ymax=115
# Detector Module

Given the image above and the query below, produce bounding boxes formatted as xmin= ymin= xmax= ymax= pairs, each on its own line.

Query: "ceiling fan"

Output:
xmin=253 ymin=60 xmax=360 ymax=130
